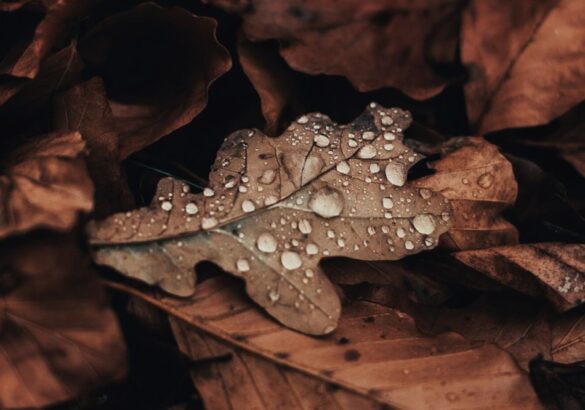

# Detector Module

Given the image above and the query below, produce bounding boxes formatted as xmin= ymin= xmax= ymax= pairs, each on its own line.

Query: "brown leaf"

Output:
xmin=414 ymin=136 xmax=519 ymax=250
xmin=462 ymin=0 xmax=585 ymax=134
xmin=209 ymin=0 xmax=460 ymax=99
xmin=78 ymin=2 xmax=232 ymax=159
xmin=54 ymin=77 xmax=135 ymax=216
xmin=551 ymin=307 xmax=585 ymax=363
xmin=454 ymin=243 xmax=585 ymax=311
xmin=113 ymin=275 xmax=542 ymax=409
xmin=0 ymin=232 xmax=126 ymax=409
xmin=0 ymin=131 xmax=93 ymax=239
xmin=89 ymin=103 xmax=452 ymax=335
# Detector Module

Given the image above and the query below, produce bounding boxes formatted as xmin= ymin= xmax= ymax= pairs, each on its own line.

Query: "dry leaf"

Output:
xmin=114 ymin=275 xmax=542 ymax=409
xmin=209 ymin=0 xmax=460 ymax=99
xmin=0 ymin=232 xmax=126 ymax=409
xmin=462 ymin=0 xmax=585 ymax=133
xmin=89 ymin=103 xmax=452 ymax=334
xmin=0 ymin=132 xmax=93 ymax=239
xmin=454 ymin=243 xmax=585 ymax=311
xmin=414 ymin=136 xmax=519 ymax=250
xmin=78 ymin=2 xmax=232 ymax=159
xmin=551 ymin=307 xmax=585 ymax=363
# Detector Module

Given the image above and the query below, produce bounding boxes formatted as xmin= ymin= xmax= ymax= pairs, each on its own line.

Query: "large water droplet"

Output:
xmin=382 ymin=197 xmax=394 ymax=209
xmin=336 ymin=161 xmax=350 ymax=174
xmin=477 ymin=172 xmax=494 ymax=188
xmin=308 ymin=187 xmax=344 ymax=218
xmin=357 ymin=145 xmax=377 ymax=159
xmin=203 ymin=188 xmax=215 ymax=197
xmin=297 ymin=115 xmax=309 ymax=124
xmin=313 ymin=134 xmax=330 ymax=147
xmin=385 ymin=163 xmax=406 ymax=186
xmin=412 ymin=214 xmax=436 ymax=234
xmin=381 ymin=116 xmax=394 ymax=126
xmin=242 ymin=200 xmax=256 ymax=213
xmin=306 ymin=243 xmax=319 ymax=255
xmin=362 ymin=131 xmax=375 ymax=140
xmin=281 ymin=251 xmax=302 ymax=270
xmin=298 ymin=219 xmax=312 ymax=234
xmin=161 ymin=201 xmax=173 ymax=211
xmin=257 ymin=232 xmax=277 ymax=253
xmin=185 ymin=202 xmax=198 ymax=215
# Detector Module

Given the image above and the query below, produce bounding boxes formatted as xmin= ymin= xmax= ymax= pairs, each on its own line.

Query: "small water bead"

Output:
xmin=182 ymin=184 xmax=190 ymax=193
xmin=238 ymin=185 xmax=248 ymax=193
xmin=357 ymin=145 xmax=377 ymax=159
xmin=281 ymin=251 xmax=302 ymax=270
xmin=305 ymin=269 xmax=314 ymax=278
xmin=203 ymin=188 xmax=215 ymax=197
xmin=298 ymin=219 xmax=312 ymax=234
xmin=381 ymin=116 xmax=394 ymax=126
xmin=161 ymin=201 xmax=173 ymax=211
xmin=404 ymin=240 xmax=414 ymax=250
xmin=384 ymin=132 xmax=396 ymax=141
xmin=385 ymin=163 xmax=407 ymax=186
xmin=259 ymin=169 xmax=276 ymax=184
xmin=419 ymin=188 xmax=432 ymax=199
xmin=462 ymin=178 xmax=470 ymax=185
xmin=396 ymin=227 xmax=406 ymax=238
xmin=185 ymin=202 xmax=198 ymax=215
xmin=327 ymin=230 xmax=336 ymax=238
xmin=369 ymin=163 xmax=380 ymax=173
xmin=337 ymin=238 xmax=346 ymax=247
xmin=412 ymin=214 xmax=436 ymax=234
xmin=348 ymin=139 xmax=358 ymax=148
xmin=362 ymin=131 xmax=375 ymax=140
xmin=314 ymin=134 xmax=330 ymax=147
xmin=257 ymin=232 xmax=277 ymax=253
xmin=382 ymin=197 xmax=394 ymax=209
xmin=384 ymin=143 xmax=394 ymax=151
xmin=367 ymin=226 xmax=376 ymax=235
xmin=224 ymin=177 xmax=236 ymax=189
xmin=242 ymin=200 xmax=256 ymax=213
xmin=336 ymin=161 xmax=350 ymax=174
xmin=297 ymin=115 xmax=309 ymax=124
xmin=477 ymin=172 xmax=494 ymax=188
xmin=201 ymin=217 xmax=218 ymax=229
xmin=306 ymin=243 xmax=319 ymax=255
xmin=236 ymin=258 xmax=250 ymax=272
xmin=308 ymin=187 xmax=344 ymax=218
xmin=268 ymin=289 xmax=280 ymax=303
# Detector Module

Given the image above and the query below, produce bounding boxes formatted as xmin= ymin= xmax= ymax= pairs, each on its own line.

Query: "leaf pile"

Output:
xmin=1 ymin=0 xmax=584 ymax=408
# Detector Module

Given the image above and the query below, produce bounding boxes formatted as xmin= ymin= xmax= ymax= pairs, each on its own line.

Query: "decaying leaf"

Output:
xmin=116 ymin=275 xmax=542 ymax=409
xmin=414 ymin=136 xmax=519 ymax=250
xmin=462 ymin=0 xmax=585 ymax=133
xmin=89 ymin=103 xmax=452 ymax=334
xmin=209 ymin=0 xmax=460 ymax=99
xmin=0 ymin=232 xmax=126 ymax=409
xmin=0 ymin=131 xmax=93 ymax=239
xmin=552 ymin=307 xmax=585 ymax=363
xmin=454 ymin=243 xmax=585 ymax=311
xmin=78 ymin=2 xmax=232 ymax=159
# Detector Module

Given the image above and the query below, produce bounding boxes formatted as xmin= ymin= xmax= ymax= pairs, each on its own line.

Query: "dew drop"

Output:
xmin=382 ymin=197 xmax=394 ymax=209
xmin=384 ymin=132 xmax=396 ymax=141
xmin=268 ymin=289 xmax=280 ymax=303
xmin=396 ymin=227 xmax=406 ymax=238
xmin=257 ymin=232 xmax=277 ymax=253
xmin=185 ymin=202 xmax=198 ymax=215
xmin=297 ymin=115 xmax=309 ymax=124
xmin=367 ymin=226 xmax=376 ymax=235
xmin=264 ymin=195 xmax=278 ymax=206
xmin=259 ymin=169 xmax=276 ymax=184
xmin=314 ymin=134 xmax=330 ymax=147
xmin=337 ymin=238 xmax=345 ymax=247
xmin=348 ymin=139 xmax=358 ymax=148
xmin=412 ymin=214 xmax=436 ymax=234
xmin=281 ymin=251 xmax=302 ymax=270
xmin=236 ymin=258 xmax=250 ymax=272
xmin=298 ymin=219 xmax=312 ymax=234
xmin=381 ymin=116 xmax=394 ymax=126
xmin=369 ymin=163 xmax=380 ymax=173
xmin=305 ymin=269 xmax=314 ymax=278
xmin=242 ymin=200 xmax=256 ymax=213
xmin=308 ymin=187 xmax=344 ymax=218
xmin=306 ymin=243 xmax=319 ymax=255
xmin=357 ymin=145 xmax=377 ymax=159
xmin=336 ymin=161 xmax=350 ymax=174
xmin=362 ymin=131 xmax=375 ymax=140
xmin=419 ymin=188 xmax=432 ymax=199
xmin=203 ymin=188 xmax=215 ymax=197
xmin=405 ymin=240 xmax=414 ymax=250
xmin=161 ymin=201 xmax=173 ymax=211
xmin=385 ymin=163 xmax=406 ymax=186
xmin=477 ymin=172 xmax=494 ymax=188
xmin=201 ymin=217 xmax=218 ymax=229
xmin=424 ymin=237 xmax=434 ymax=247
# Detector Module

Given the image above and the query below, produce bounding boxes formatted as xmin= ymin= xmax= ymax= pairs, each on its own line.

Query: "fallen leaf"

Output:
xmin=0 ymin=232 xmax=126 ymax=409
xmin=112 ymin=275 xmax=542 ymax=409
xmin=454 ymin=243 xmax=585 ymax=311
xmin=209 ymin=0 xmax=461 ymax=99
xmin=462 ymin=0 xmax=585 ymax=133
xmin=0 ymin=131 xmax=93 ymax=239
xmin=78 ymin=2 xmax=232 ymax=159
xmin=54 ymin=77 xmax=135 ymax=216
xmin=414 ymin=136 xmax=519 ymax=250
xmin=552 ymin=307 xmax=585 ymax=363
xmin=89 ymin=103 xmax=452 ymax=335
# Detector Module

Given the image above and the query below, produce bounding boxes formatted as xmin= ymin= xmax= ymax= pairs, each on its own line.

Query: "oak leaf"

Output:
xmin=115 ymin=275 xmax=542 ymax=409
xmin=78 ymin=2 xmax=232 ymax=159
xmin=413 ymin=136 xmax=519 ymax=250
xmin=209 ymin=0 xmax=460 ymax=99
xmin=0 ymin=131 xmax=93 ymax=239
xmin=89 ymin=103 xmax=452 ymax=335
xmin=0 ymin=232 xmax=126 ymax=409
xmin=462 ymin=0 xmax=585 ymax=134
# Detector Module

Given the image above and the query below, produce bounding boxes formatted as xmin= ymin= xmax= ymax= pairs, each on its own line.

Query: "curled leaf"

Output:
xmin=79 ymin=2 xmax=232 ymax=159
xmin=0 ymin=132 xmax=93 ymax=239
xmin=89 ymin=103 xmax=452 ymax=335
xmin=414 ymin=137 xmax=519 ymax=250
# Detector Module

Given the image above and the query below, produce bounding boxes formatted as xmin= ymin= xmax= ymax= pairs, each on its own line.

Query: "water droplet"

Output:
xmin=348 ymin=139 xmax=358 ymax=148
xmin=362 ymin=131 xmax=375 ymax=140
xmin=257 ymin=232 xmax=277 ymax=253
xmin=259 ymin=169 xmax=276 ymax=184
xmin=201 ymin=217 xmax=218 ymax=229
xmin=477 ymin=172 xmax=494 ymax=188
xmin=241 ymin=200 xmax=256 ymax=213
xmin=367 ymin=226 xmax=376 ymax=235
xmin=236 ymin=258 xmax=250 ymax=272
xmin=396 ymin=227 xmax=406 ymax=238
xmin=419 ymin=188 xmax=432 ymax=199
xmin=385 ymin=163 xmax=406 ymax=186
xmin=337 ymin=238 xmax=345 ymax=247
xmin=308 ymin=187 xmax=344 ymax=218
xmin=238 ymin=185 xmax=248 ymax=193
xmin=264 ymin=195 xmax=278 ymax=206
xmin=224 ymin=176 xmax=236 ymax=189
xmin=298 ymin=219 xmax=312 ymax=234
xmin=412 ymin=214 xmax=436 ymax=234
xmin=382 ymin=197 xmax=394 ymax=209
xmin=381 ymin=116 xmax=394 ymax=126
xmin=305 ymin=269 xmax=314 ymax=278
xmin=297 ymin=115 xmax=309 ymax=124
xmin=369 ymin=163 xmax=380 ymax=173
xmin=314 ymin=134 xmax=330 ymax=147
xmin=462 ymin=178 xmax=470 ymax=185
xmin=357 ymin=145 xmax=377 ymax=159
xmin=384 ymin=143 xmax=394 ymax=151
xmin=424 ymin=237 xmax=434 ymax=247
xmin=405 ymin=240 xmax=414 ymax=250
xmin=185 ymin=202 xmax=198 ymax=215
xmin=203 ymin=188 xmax=215 ymax=197
xmin=161 ymin=201 xmax=173 ymax=211
xmin=268 ymin=289 xmax=280 ymax=303
xmin=306 ymin=243 xmax=319 ymax=255
xmin=336 ymin=161 xmax=350 ymax=174
xmin=281 ymin=251 xmax=302 ymax=270
xmin=327 ymin=229 xmax=336 ymax=238
xmin=384 ymin=132 xmax=396 ymax=141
